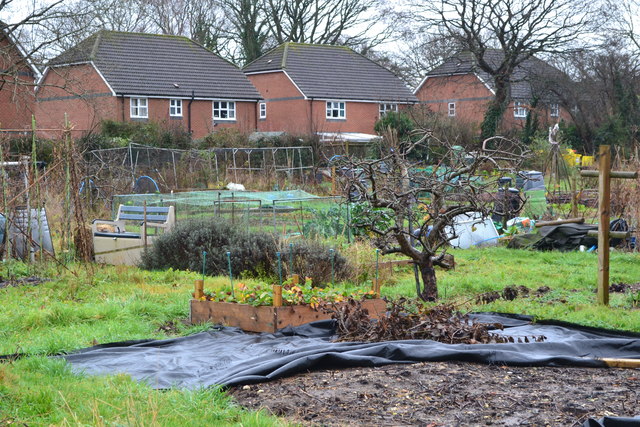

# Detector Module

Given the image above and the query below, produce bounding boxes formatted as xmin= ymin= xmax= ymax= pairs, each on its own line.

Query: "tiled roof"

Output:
xmin=425 ymin=49 xmax=566 ymax=101
xmin=48 ymin=31 xmax=261 ymax=100
xmin=243 ymin=43 xmax=417 ymax=103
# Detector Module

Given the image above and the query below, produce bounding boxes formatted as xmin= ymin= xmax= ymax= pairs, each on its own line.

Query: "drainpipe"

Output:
xmin=309 ymin=97 xmax=314 ymax=135
xmin=120 ymin=95 xmax=125 ymax=122
xmin=188 ymin=90 xmax=195 ymax=135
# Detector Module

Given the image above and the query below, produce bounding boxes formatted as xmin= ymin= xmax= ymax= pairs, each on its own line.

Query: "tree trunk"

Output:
xmin=480 ymin=78 xmax=510 ymax=140
xmin=417 ymin=257 xmax=438 ymax=301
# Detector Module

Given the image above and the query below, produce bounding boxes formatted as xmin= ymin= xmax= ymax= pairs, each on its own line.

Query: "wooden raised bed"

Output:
xmin=190 ymin=298 xmax=387 ymax=333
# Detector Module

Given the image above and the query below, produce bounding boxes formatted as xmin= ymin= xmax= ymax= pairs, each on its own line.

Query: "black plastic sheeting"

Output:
xmin=60 ymin=313 xmax=640 ymax=389
xmin=582 ymin=416 xmax=640 ymax=427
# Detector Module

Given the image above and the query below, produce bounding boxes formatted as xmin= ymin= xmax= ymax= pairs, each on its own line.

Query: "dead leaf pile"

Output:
xmin=326 ymin=298 xmax=545 ymax=344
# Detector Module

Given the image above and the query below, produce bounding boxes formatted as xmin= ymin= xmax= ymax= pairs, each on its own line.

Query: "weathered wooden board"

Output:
xmin=190 ymin=299 xmax=387 ymax=333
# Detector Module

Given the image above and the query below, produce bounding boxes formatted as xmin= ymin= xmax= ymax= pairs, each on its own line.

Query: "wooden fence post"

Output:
xmin=597 ymin=145 xmax=611 ymax=305
xmin=580 ymin=145 xmax=637 ymax=305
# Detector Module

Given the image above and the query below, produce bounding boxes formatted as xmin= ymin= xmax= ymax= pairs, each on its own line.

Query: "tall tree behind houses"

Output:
xmin=411 ymin=0 xmax=596 ymax=140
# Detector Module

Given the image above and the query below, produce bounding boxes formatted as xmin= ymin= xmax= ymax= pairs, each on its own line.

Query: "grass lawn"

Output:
xmin=1 ymin=246 xmax=640 ymax=425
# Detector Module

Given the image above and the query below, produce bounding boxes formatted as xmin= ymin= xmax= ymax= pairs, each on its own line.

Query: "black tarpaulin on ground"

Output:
xmin=508 ymin=223 xmax=599 ymax=251
xmin=61 ymin=313 xmax=640 ymax=389
xmin=582 ymin=416 xmax=640 ymax=427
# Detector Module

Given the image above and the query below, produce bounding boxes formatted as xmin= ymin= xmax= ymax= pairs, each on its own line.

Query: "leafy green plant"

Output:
xmin=200 ymin=277 xmax=377 ymax=307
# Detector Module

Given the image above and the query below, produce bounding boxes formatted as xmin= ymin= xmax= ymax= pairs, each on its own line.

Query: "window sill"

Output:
xmin=170 ymin=116 xmax=183 ymax=120
xmin=213 ymin=120 xmax=237 ymax=124
xmin=130 ymin=117 xmax=148 ymax=121
xmin=326 ymin=118 xmax=347 ymax=122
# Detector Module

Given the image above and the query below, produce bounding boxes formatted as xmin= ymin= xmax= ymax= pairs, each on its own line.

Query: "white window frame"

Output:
xmin=514 ymin=101 xmax=527 ymax=118
xmin=130 ymin=97 xmax=148 ymax=118
xmin=170 ymin=99 xmax=182 ymax=117
xmin=379 ymin=103 xmax=398 ymax=117
xmin=448 ymin=102 xmax=456 ymax=117
xmin=213 ymin=100 xmax=236 ymax=121
xmin=326 ymin=101 xmax=346 ymax=119
xmin=259 ymin=102 xmax=267 ymax=119
xmin=550 ymin=103 xmax=559 ymax=118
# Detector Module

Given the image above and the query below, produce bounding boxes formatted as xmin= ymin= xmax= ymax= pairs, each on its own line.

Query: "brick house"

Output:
xmin=243 ymin=42 xmax=417 ymax=136
xmin=0 ymin=22 xmax=39 ymax=132
xmin=35 ymin=31 xmax=261 ymax=138
xmin=414 ymin=50 xmax=571 ymax=132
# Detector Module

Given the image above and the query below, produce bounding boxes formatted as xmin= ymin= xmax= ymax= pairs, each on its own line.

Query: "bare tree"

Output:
xmin=1 ymin=0 xmax=86 ymax=98
xmin=263 ymin=0 xmax=388 ymax=48
xmin=337 ymin=129 xmax=527 ymax=300
xmin=219 ymin=0 xmax=269 ymax=64
xmin=604 ymin=0 xmax=640 ymax=54
xmin=412 ymin=0 xmax=595 ymax=139
xmin=34 ymin=0 xmax=151 ymax=55
xmin=553 ymin=40 xmax=640 ymax=153
xmin=391 ymin=30 xmax=462 ymax=88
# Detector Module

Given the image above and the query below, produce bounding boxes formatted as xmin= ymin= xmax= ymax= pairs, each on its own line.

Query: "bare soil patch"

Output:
xmin=231 ymin=361 xmax=640 ymax=426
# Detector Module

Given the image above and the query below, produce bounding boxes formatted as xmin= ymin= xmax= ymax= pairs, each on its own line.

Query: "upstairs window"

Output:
xmin=130 ymin=97 xmax=148 ymax=118
xmin=170 ymin=99 xmax=182 ymax=117
xmin=259 ymin=102 xmax=267 ymax=119
xmin=514 ymin=101 xmax=527 ymax=118
xmin=379 ymin=103 xmax=398 ymax=117
xmin=550 ymin=103 xmax=559 ymax=118
xmin=326 ymin=101 xmax=346 ymax=119
xmin=213 ymin=101 xmax=236 ymax=120
xmin=448 ymin=102 xmax=456 ymax=117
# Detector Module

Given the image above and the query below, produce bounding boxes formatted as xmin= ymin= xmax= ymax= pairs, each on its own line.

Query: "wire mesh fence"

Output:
xmin=85 ymin=143 xmax=316 ymax=201
xmin=111 ymin=190 xmax=348 ymax=238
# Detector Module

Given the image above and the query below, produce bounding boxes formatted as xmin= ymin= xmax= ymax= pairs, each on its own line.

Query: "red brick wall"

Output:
xmin=0 ymin=37 xmax=36 ymax=131
xmin=36 ymin=63 xmax=257 ymax=139
xmin=310 ymin=100 xmax=381 ymax=134
xmin=502 ymin=100 xmax=571 ymax=131
xmin=35 ymin=63 xmax=117 ymax=138
xmin=247 ymin=71 xmax=311 ymax=134
xmin=415 ymin=73 xmax=571 ymax=133
xmin=415 ymin=74 xmax=493 ymax=127
xmin=247 ymin=71 xmax=392 ymax=135
xmin=118 ymin=98 xmax=257 ymax=139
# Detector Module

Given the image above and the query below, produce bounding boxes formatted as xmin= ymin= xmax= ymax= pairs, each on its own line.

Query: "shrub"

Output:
xmin=100 ymin=120 xmax=192 ymax=149
xmin=284 ymin=239 xmax=349 ymax=286
xmin=6 ymin=136 xmax=55 ymax=164
xmin=140 ymin=219 xmax=278 ymax=278
xmin=374 ymin=111 xmax=414 ymax=139
xmin=197 ymin=128 xmax=248 ymax=149
xmin=140 ymin=218 xmax=350 ymax=285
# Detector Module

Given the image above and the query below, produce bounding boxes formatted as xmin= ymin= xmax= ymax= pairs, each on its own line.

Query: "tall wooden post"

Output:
xmin=597 ymin=146 xmax=611 ymax=305
xmin=580 ymin=145 xmax=637 ymax=306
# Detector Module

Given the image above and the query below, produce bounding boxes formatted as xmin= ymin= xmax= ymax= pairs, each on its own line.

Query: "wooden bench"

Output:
xmin=92 ymin=205 xmax=175 ymax=265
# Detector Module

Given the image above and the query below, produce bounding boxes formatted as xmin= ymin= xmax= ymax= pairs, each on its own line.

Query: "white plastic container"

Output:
xmin=446 ymin=212 xmax=500 ymax=249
